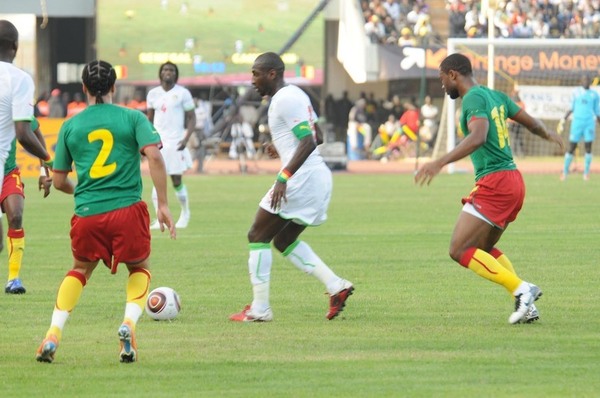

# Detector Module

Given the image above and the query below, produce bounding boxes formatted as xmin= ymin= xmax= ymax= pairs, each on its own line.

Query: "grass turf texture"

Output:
xmin=2 ymin=172 xmax=599 ymax=397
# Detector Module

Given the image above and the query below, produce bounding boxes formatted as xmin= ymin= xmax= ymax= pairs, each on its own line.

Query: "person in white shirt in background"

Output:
xmin=146 ymin=61 xmax=196 ymax=229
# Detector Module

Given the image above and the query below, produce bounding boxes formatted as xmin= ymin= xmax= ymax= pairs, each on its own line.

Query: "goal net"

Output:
xmin=433 ymin=38 xmax=600 ymax=165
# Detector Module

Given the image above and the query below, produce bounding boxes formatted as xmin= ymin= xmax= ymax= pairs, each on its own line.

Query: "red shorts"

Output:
xmin=461 ymin=170 xmax=525 ymax=229
xmin=0 ymin=168 xmax=24 ymax=210
xmin=70 ymin=201 xmax=151 ymax=274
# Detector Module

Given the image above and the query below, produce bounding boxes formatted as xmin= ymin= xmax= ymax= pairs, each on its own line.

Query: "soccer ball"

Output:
xmin=145 ymin=287 xmax=181 ymax=321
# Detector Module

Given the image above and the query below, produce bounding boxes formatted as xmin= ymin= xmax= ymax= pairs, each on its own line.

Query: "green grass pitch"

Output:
xmin=2 ymin=172 xmax=599 ymax=396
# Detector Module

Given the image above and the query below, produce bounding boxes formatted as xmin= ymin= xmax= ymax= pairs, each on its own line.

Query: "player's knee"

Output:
xmin=8 ymin=214 xmax=23 ymax=229
xmin=272 ymin=236 xmax=289 ymax=253
xmin=247 ymin=226 xmax=262 ymax=244
xmin=448 ymin=246 xmax=463 ymax=263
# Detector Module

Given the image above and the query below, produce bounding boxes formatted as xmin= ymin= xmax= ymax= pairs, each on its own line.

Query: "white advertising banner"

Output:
xmin=519 ymin=85 xmax=600 ymax=120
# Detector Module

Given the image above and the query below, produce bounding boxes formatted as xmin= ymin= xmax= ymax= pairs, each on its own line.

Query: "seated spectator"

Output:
xmin=365 ymin=14 xmax=386 ymax=43
xmin=371 ymin=114 xmax=401 ymax=160
xmin=398 ymin=27 xmax=417 ymax=46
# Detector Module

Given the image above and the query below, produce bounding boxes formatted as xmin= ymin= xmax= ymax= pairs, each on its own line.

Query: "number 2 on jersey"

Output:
xmin=88 ymin=129 xmax=117 ymax=178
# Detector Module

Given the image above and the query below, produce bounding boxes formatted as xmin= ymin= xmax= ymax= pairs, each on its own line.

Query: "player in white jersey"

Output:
xmin=0 ymin=20 xmax=53 ymax=294
xmin=230 ymin=52 xmax=354 ymax=323
xmin=146 ymin=61 xmax=196 ymax=228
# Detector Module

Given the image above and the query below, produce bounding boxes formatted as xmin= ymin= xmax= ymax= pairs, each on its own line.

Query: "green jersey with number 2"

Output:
xmin=53 ymin=104 xmax=161 ymax=216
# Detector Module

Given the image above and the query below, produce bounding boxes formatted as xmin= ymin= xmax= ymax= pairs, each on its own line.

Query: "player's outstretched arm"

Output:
xmin=512 ymin=110 xmax=565 ymax=152
xmin=145 ymin=145 xmax=176 ymax=239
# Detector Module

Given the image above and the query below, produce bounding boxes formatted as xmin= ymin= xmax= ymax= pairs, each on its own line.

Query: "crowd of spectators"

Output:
xmin=448 ymin=0 xmax=600 ymax=39
xmin=325 ymin=91 xmax=439 ymax=160
xmin=362 ymin=0 xmax=434 ymax=46
xmin=361 ymin=0 xmax=600 ymax=45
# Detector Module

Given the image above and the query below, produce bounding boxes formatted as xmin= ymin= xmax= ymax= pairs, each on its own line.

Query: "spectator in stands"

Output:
xmin=66 ymin=92 xmax=87 ymax=118
xmin=126 ymin=90 xmax=147 ymax=114
xmin=48 ymin=88 xmax=64 ymax=118
xmin=384 ymin=0 xmax=401 ymax=27
xmin=365 ymin=14 xmax=386 ymax=43
xmin=448 ymin=0 xmax=467 ymax=37
xmin=371 ymin=113 xmax=401 ymax=161
xmin=398 ymin=27 xmax=417 ymax=46
xmin=420 ymin=95 xmax=439 ymax=148
xmin=382 ymin=15 xmax=400 ymax=43
xmin=347 ymin=98 xmax=372 ymax=159
xmin=399 ymin=100 xmax=419 ymax=141
xmin=60 ymin=91 xmax=71 ymax=117
xmin=390 ymin=94 xmax=405 ymax=119
xmin=335 ymin=91 xmax=354 ymax=139
xmin=35 ymin=92 xmax=49 ymax=117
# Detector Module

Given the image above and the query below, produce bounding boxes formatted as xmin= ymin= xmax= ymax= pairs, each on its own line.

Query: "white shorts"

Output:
xmin=160 ymin=145 xmax=192 ymax=175
xmin=259 ymin=163 xmax=332 ymax=226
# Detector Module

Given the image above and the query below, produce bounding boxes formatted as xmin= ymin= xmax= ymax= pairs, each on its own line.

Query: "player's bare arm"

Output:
xmin=512 ymin=110 xmax=565 ymax=151
xmin=415 ymin=118 xmax=487 ymax=186
xmin=52 ymin=171 xmax=75 ymax=194
xmin=15 ymin=121 xmax=50 ymax=161
xmin=145 ymin=145 xmax=176 ymax=239
xmin=177 ymin=109 xmax=197 ymax=150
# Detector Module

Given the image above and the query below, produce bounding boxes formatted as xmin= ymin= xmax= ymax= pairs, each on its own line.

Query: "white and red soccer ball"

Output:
xmin=145 ymin=287 xmax=181 ymax=321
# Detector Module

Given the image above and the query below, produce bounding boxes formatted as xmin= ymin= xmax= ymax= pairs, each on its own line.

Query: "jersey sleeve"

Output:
xmin=502 ymin=92 xmax=521 ymax=119
xmin=462 ymin=91 xmax=488 ymax=122
xmin=133 ymin=111 xmax=162 ymax=150
xmin=182 ymin=88 xmax=195 ymax=112
xmin=53 ymin=125 xmax=73 ymax=172
xmin=12 ymin=72 xmax=35 ymax=122
xmin=277 ymin=92 xmax=314 ymax=139
xmin=146 ymin=89 xmax=156 ymax=110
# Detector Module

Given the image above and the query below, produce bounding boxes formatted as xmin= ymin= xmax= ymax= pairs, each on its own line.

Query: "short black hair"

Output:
xmin=159 ymin=61 xmax=179 ymax=83
xmin=82 ymin=60 xmax=116 ymax=104
xmin=0 ymin=20 xmax=18 ymax=52
xmin=440 ymin=53 xmax=473 ymax=77
xmin=254 ymin=52 xmax=285 ymax=77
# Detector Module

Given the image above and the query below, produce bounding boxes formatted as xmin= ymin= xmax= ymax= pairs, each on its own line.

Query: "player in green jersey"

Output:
xmin=36 ymin=60 xmax=175 ymax=364
xmin=3 ymin=119 xmax=52 ymax=294
xmin=415 ymin=53 xmax=564 ymax=324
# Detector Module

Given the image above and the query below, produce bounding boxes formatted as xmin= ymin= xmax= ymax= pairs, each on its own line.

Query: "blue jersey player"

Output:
xmin=560 ymin=74 xmax=600 ymax=181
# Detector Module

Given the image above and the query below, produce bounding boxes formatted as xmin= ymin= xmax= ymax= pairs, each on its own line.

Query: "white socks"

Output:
xmin=284 ymin=240 xmax=343 ymax=295
xmin=248 ymin=243 xmax=272 ymax=313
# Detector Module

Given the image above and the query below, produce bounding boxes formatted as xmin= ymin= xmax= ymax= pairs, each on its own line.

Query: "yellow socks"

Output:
xmin=56 ymin=271 xmax=86 ymax=312
xmin=48 ymin=270 xmax=87 ymax=340
xmin=489 ymin=247 xmax=517 ymax=275
xmin=7 ymin=229 xmax=24 ymax=280
xmin=459 ymin=247 xmax=522 ymax=294
xmin=124 ymin=268 xmax=151 ymax=325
